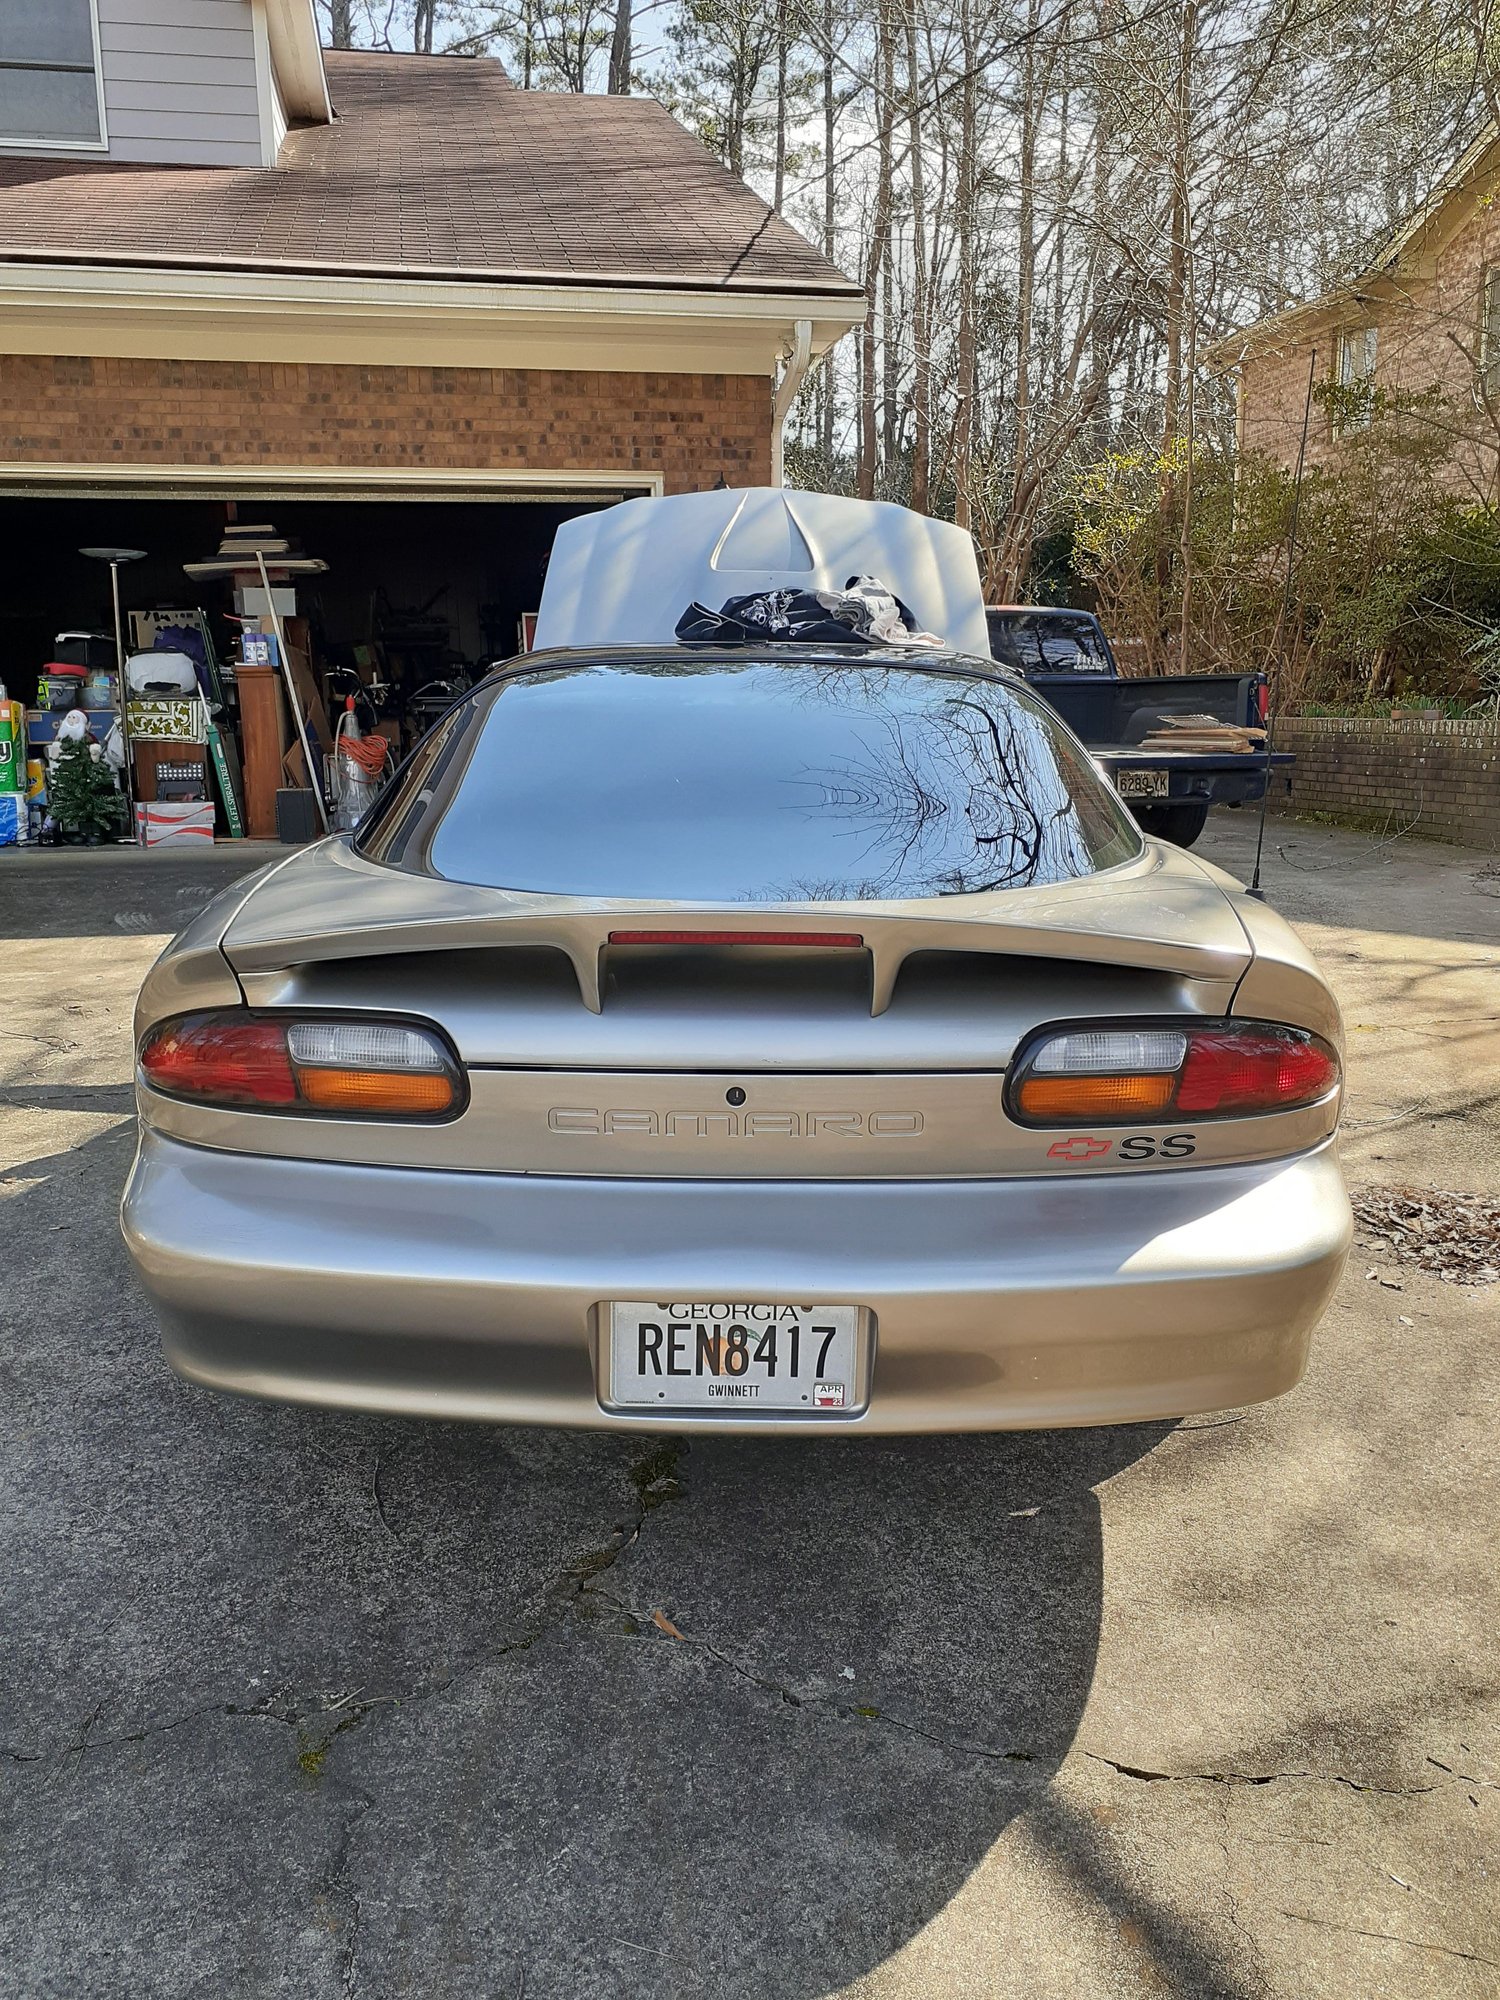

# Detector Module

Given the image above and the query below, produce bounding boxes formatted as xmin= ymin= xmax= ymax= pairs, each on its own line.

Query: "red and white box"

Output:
xmin=135 ymin=801 xmax=215 ymax=848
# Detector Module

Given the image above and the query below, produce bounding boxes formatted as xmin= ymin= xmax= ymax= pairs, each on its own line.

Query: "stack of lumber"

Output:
xmin=1137 ymin=712 xmax=1267 ymax=754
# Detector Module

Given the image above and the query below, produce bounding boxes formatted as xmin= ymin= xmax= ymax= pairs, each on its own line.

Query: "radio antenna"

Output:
xmin=1249 ymin=346 xmax=1317 ymax=900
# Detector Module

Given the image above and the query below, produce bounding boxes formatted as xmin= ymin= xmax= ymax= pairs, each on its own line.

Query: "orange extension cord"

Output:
xmin=337 ymin=731 xmax=392 ymax=776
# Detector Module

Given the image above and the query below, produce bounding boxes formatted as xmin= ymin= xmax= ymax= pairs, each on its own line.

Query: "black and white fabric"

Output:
xmin=675 ymin=575 xmax=942 ymax=650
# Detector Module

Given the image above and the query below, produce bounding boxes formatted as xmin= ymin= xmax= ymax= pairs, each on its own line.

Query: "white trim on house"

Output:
xmin=262 ymin=0 xmax=329 ymax=123
xmin=0 ymin=259 xmax=863 ymax=376
xmin=0 ymin=0 xmax=110 ymax=157
xmin=0 ymin=462 xmax=667 ymax=501
xmin=249 ymin=0 xmax=286 ymax=166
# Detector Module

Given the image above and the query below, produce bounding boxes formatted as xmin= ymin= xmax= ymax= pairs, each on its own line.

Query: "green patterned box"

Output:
xmin=127 ymin=698 xmax=209 ymax=743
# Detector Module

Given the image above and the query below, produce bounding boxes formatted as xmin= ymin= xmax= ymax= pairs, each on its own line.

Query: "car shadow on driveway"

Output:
xmin=2 ymin=1118 xmax=1221 ymax=2000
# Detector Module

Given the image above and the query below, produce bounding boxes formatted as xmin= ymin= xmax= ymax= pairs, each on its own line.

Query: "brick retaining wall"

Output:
xmin=1272 ymin=716 xmax=1500 ymax=849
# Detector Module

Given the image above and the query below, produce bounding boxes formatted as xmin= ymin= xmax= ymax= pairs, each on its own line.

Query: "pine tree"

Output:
xmin=49 ymin=742 xmax=122 ymax=842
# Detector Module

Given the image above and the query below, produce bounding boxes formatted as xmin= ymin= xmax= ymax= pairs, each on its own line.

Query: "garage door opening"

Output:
xmin=0 ymin=483 xmax=637 ymax=846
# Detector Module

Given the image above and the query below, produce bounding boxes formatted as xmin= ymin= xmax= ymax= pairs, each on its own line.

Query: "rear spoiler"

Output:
xmin=216 ymin=838 xmax=1253 ymax=1016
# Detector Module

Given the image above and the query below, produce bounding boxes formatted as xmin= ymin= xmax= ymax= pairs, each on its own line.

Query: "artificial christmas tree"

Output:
xmin=47 ymin=737 xmax=123 ymax=844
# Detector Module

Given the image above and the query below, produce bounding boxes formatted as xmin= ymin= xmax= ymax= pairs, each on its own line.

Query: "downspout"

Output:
xmin=770 ymin=318 xmax=813 ymax=486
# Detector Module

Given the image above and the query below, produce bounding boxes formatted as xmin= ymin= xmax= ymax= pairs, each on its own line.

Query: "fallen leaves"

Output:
xmin=651 ymin=1609 xmax=685 ymax=1640
xmin=1352 ymin=1185 xmax=1500 ymax=1286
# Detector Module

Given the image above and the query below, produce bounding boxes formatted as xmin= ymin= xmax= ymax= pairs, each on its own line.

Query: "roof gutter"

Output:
xmin=0 ymin=258 xmax=864 ymax=376
xmin=0 ymin=242 xmax=866 ymax=302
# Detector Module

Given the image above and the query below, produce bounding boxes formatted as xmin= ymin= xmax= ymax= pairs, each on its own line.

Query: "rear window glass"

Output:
xmin=988 ymin=611 xmax=1113 ymax=674
xmin=361 ymin=658 xmax=1140 ymax=900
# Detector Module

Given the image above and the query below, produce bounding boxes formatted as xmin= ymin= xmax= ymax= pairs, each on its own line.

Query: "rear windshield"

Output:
xmin=360 ymin=657 xmax=1140 ymax=900
xmin=988 ymin=610 xmax=1113 ymax=675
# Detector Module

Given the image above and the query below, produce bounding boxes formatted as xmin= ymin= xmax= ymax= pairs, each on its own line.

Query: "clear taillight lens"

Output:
xmin=1007 ymin=1020 xmax=1339 ymax=1126
xmin=139 ymin=1013 xmax=463 ymax=1118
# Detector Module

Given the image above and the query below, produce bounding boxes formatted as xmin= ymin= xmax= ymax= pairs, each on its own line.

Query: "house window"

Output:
xmin=0 ymin=0 xmax=104 ymax=149
xmin=1480 ymin=269 xmax=1500 ymax=400
xmin=1335 ymin=325 xmax=1378 ymax=432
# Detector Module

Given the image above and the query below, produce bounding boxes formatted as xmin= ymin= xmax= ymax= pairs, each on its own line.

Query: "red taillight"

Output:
xmin=1175 ymin=1027 xmax=1338 ymax=1115
xmin=607 ymin=930 xmax=864 ymax=948
xmin=138 ymin=1013 xmax=462 ymax=1118
xmin=1007 ymin=1019 xmax=1338 ymax=1126
xmin=1257 ymin=682 xmax=1270 ymax=721
xmin=140 ymin=1017 xmax=297 ymax=1106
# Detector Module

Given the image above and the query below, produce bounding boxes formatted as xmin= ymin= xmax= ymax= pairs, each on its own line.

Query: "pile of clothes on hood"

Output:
xmin=675 ymin=576 xmax=943 ymax=650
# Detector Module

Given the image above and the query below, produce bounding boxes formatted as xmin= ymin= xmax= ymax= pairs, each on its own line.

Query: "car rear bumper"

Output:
xmin=122 ymin=1131 xmax=1351 ymax=1433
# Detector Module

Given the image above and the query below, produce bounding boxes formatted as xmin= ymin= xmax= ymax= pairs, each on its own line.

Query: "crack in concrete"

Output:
xmin=4 ymin=1438 xmax=691 ymax=1781
xmin=1427 ymin=1754 xmax=1500 ymax=1792
xmin=584 ymin=1582 xmax=1044 ymax=1774
xmin=5 ymin=1695 xmax=299 ymax=1771
xmin=1216 ymin=1802 xmax=1272 ymax=1994
xmin=1278 ymin=1907 xmax=1500 ymax=1969
xmin=1084 ymin=1751 xmax=1439 ymax=1797
xmin=318 ymin=1786 xmax=375 ymax=2000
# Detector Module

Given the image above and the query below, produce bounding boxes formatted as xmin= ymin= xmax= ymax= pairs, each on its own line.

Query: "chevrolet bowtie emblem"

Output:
xmin=1047 ymin=1135 xmax=1113 ymax=1161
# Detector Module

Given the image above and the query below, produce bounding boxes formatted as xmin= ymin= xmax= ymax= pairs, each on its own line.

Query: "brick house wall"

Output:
xmin=1235 ymin=195 xmax=1500 ymax=500
xmin=0 ymin=354 xmax=772 ymax=492
xmin=1272 ymin=716 xmax=1500 ymax=848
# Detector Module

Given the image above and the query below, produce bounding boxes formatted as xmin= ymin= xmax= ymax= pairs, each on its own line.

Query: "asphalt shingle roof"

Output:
xmin=0 ymin=51 xmax=859 ymax=296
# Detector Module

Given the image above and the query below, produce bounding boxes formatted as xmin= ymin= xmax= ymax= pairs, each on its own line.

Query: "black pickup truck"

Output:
xmin=986 ymin=606 xmax=1292 ymax=847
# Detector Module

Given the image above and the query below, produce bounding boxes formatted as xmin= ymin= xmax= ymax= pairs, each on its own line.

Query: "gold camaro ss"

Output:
xmin=122 ymin=494 xmax=1349 ymax=1432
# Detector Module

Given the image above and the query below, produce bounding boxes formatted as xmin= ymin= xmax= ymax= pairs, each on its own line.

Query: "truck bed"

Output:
xmin=1027 ymin=672 xmax=1263 ymax=745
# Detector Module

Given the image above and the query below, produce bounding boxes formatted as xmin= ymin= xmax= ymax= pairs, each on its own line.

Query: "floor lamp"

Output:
xmin=79 ymin=546 xmax=146 ymax=838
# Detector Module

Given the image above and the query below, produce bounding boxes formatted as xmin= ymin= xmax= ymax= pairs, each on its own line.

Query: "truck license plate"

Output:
xmin=1116 ymin=768 xmax=1169 ymax=799
xmin=607 ymin=1301 xmax=860 ymax=1411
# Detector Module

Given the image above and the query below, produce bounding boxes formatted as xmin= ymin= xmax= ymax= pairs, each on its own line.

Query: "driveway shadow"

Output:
xmin=2 ymin=1119 xmax=1169 ymax=2000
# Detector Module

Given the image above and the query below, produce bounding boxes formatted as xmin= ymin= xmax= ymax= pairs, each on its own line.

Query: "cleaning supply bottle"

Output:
xmin=0 ymin=692 xmax=25 ymax=794
xmin=0 ymin=691 xmax=27 ymax=844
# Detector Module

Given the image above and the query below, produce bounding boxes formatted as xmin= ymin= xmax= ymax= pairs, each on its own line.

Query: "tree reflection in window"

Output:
xmin=400 ymin=654 xmax=1141 ymax=902
xmin=770 ymin=665 xmax=1136 ymax=898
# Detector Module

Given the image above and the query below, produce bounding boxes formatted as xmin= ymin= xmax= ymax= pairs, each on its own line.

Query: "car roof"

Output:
xmin=490 ymin=641 xmax=1017 ymax=681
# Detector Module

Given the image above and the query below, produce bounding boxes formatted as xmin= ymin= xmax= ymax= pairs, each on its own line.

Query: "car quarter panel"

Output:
xmin=130 ymin=858 xmax=293 ymax=1040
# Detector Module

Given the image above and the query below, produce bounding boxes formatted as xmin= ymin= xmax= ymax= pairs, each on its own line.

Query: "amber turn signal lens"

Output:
xmin=1015 ymin=1072 xmax=1177 ymax=1122
xmin=295 ymin=1067 xmax=456 ymax=1115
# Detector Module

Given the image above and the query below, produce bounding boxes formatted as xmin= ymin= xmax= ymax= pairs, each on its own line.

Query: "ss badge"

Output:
xmin=1118 ymin=1133 xmax=1197 ymax=1161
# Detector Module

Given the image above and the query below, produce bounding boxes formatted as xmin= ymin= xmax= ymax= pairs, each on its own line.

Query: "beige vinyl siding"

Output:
xmin=96 ymin=0 xmax=265 ymax=166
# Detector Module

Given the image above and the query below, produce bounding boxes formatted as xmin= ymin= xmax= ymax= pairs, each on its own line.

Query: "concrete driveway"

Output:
xmin=1 ymin=816 xmax=1495 ymax=1999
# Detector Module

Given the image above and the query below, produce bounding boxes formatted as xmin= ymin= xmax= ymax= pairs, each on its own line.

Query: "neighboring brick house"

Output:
xmin=0 ymin=6 xmax=863 ymax=504
xmin=1214 ymin=124 xmax=1500 ymax=500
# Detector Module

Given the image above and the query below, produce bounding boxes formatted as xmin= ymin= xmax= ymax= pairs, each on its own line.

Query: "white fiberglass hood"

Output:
xmin=533 ymin=487 xmax=991 ymax=657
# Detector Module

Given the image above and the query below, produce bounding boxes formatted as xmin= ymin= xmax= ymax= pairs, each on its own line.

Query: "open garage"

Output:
xmin=0 ymin=44 xmax=861 ymax=848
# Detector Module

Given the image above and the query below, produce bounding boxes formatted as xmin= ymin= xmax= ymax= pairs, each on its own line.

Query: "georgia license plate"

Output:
xmin=1115 ymin=768 xmax=1169 ymax=798
xmin=607 ymin=1301 xmax=860 ymax=1412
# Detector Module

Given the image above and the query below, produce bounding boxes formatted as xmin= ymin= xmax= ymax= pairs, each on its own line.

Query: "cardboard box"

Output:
xmin=234 ymin=584 xmax=297 ymax=619
xmin=134 ymin=800 xmax=215 ymax=848
xmin=127 ymin=697 xmax=209 ymax=743
xmin=27 ymin=706 xmax=117 ymax=748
